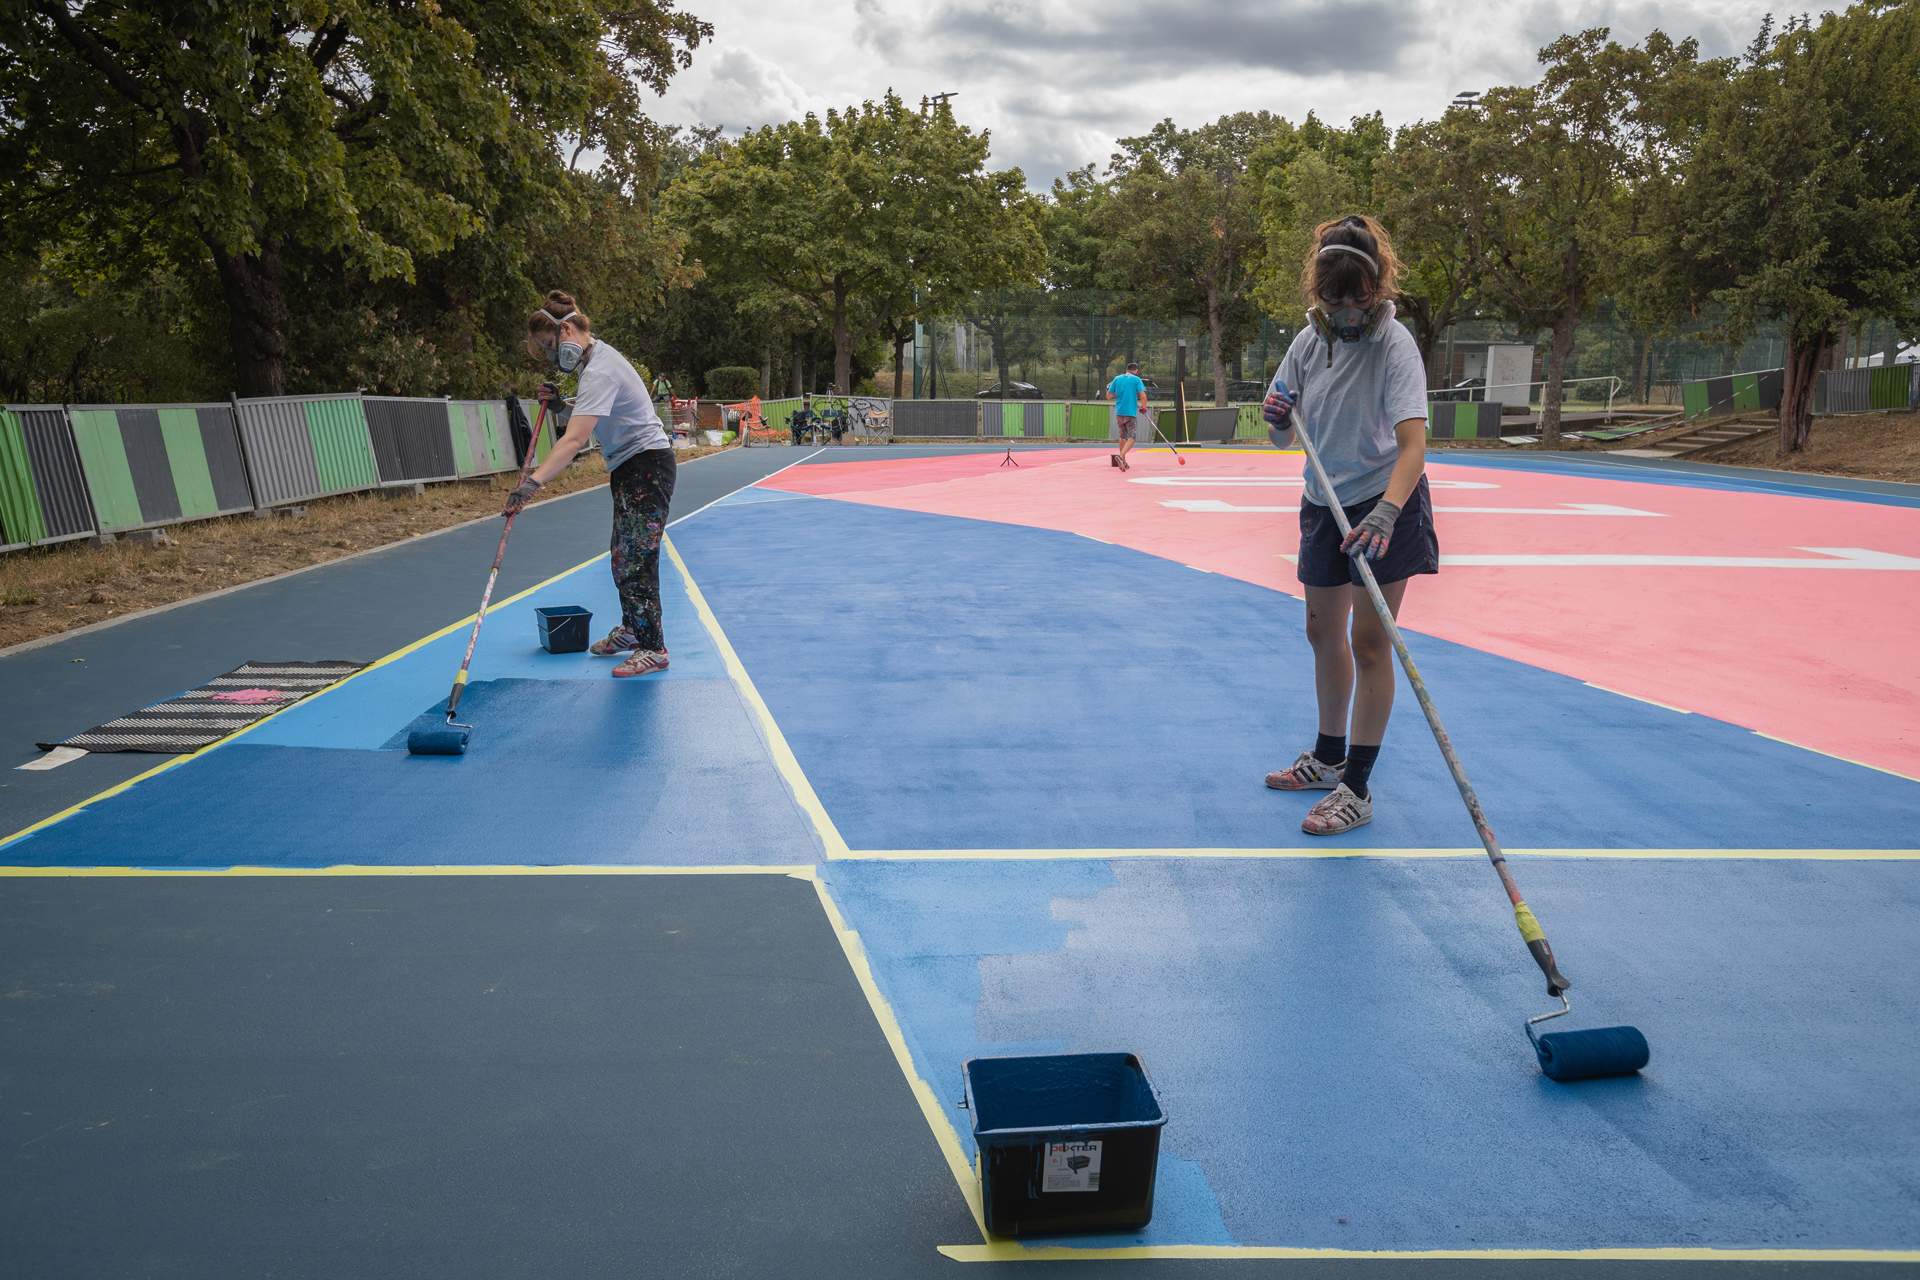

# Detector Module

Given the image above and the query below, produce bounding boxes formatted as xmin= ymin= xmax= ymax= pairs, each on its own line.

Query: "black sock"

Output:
xmin=1342 ymin=744 xmax=1380 ymax=800
xmin=1313 ymin=733 xmax=1346 ymax=766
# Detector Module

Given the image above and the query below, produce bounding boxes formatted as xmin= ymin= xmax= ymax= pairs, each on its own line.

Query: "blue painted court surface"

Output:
xmin=4 ymin=449 xmax=1917 ymax=1265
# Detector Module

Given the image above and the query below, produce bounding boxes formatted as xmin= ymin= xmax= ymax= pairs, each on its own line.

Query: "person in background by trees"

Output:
xmin=507 ymin=291 xmax=677 ymax=678
xmin=651 ymin=371 xmax=674 ymax=404
xmin=1106 ymin=362 xmax=1148 ymax=470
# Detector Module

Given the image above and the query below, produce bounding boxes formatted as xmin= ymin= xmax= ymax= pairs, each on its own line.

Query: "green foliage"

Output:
xmin=667 ymin=93 xmax=1044 ymax=394
xmin=0 ymin=0 xmax=708 ymax=397
xmin=704 ymin=366 xmax=759 ymax=400
xmin=1098 ymin=115 xmax=1268 ymax=404
xmin=1680 ymin=4 xmax=1920 ymax=450
xmin=1376 ymin=117 xmax=1486 ymax=385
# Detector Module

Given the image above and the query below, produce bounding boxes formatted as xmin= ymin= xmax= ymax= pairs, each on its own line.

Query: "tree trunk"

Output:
xmin=1630 ymin=331 xmax=1650 ymax=403
xmin=927 ymin=324 xmax=939 ymax=399
xmin=832 ymin=307 xmax=852 ymax=395
xmin=210 ymin=239 xmax=288 ymax=397
xmin=892 ymin=334 xmax=906 ymax=399
xmin=791 ymin=339 xmax=803 ymax=398
xmin=1538 ymin=306 xmax=1581 ymax=447
xmin=760 ymin=342 xmax=772 ymax=399
xmin=1779 ymin=330 xmax=1824 ymax=454
xmin=1207 ymin=289 xmax=1228 ymax=405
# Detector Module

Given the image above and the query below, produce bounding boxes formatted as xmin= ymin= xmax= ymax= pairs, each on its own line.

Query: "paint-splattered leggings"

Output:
xmin=609 ymin=447 xmax=677 ymax=650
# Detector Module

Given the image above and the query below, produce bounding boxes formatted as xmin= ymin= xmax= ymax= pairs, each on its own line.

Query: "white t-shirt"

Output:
xmin=1272 ymin=304 xmax=1430 ymax=508
xmin=572 ymin=340 xmax=669 ymax=470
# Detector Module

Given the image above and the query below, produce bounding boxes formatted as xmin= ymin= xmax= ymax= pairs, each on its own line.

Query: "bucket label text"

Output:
xmin=1043 ymin=1140 xmax=1101 ymax=1192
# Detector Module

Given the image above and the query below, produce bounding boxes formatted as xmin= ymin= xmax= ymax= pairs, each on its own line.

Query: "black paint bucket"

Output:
xmin=536 ymin=606 xmax=592 ymax=654
xmin=962 ymin=1052 xmax=1166 ymax=1238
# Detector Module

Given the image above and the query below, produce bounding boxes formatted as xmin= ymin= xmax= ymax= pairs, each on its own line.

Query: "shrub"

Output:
xmin=705 ymin=365 xmax=759 ymax=401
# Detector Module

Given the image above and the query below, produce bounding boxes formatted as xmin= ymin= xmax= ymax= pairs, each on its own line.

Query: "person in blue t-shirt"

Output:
xmin=1106 ymin=363 xmax=1148 ymax=470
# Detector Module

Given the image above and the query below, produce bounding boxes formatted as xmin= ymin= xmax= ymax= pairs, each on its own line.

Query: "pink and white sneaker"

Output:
xmin=612 ymin=650 xmax=670 ymax=678
xmin=590 ymin=625 xmax=640 ymax=656
xmin=1301 ymin=783 xmax=1372 ymax=836
xmin=1265 ymin=750 xmax=1344 ymax=791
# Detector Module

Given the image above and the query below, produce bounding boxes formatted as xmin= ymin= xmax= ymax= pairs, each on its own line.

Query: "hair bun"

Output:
xmin=544 ymin=289 xmax=578 ymax=315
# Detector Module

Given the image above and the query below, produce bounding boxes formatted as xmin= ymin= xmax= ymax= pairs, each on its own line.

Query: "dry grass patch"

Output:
xmin=0 ymin=444 xmax=730 ymax=649
xmin=1685 ymin=410 xmax=1920 ymax=484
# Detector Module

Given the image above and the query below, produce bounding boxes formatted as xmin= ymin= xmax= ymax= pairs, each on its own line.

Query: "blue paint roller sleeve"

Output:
xmin=1534 ymin=1025 xmax=1650 ymax=1082
xmin=406 ymin=726 xmax=471 ymax=756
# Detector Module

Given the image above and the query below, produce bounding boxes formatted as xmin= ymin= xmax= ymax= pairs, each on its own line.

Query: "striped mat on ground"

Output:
xmin=38 ymin=661 xmax=368 ymax=753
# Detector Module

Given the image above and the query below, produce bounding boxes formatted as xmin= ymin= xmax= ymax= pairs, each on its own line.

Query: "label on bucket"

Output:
xmin=1043 ymin=1140 xmax=1102 ymax=1193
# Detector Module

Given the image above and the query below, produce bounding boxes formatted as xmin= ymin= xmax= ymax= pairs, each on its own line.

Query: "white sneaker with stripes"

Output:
xmin=1301 ymin=783 xmax=1372 ymax=836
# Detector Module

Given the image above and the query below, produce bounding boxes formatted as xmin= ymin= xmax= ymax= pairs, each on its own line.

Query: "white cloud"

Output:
xmin=647 ymin=0 xmax=1780 ymax=185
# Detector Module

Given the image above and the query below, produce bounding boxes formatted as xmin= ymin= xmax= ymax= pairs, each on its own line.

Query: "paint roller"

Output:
xmin=407 ymin=399 xmax=550 ymax=757
xmin=1278 ymin=381 xmax=1650 ymax=1083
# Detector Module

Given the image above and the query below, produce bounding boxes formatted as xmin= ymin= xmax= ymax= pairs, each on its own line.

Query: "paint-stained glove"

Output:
xmin=1340 ymin=499 xmax=1400 ymax=560
xmin=504 ymin=477 xmax=542 ymax=516
xmin=538 ymin=381 xmax=572 ymax=431
xmin=1264 ymin=381 xmax=1295 ymax=448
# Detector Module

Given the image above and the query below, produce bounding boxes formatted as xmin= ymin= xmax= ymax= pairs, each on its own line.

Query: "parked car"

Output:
xmin=1227 ymin=379 xmax=1270 ymax=401
xmin=974 ymin=381 xmax=1044 ymax=400
xmin=1438 ymin=378 xmax=1486 ymax=402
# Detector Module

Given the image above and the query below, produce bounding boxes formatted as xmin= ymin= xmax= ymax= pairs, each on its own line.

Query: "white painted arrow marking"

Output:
xmin=1159 ymin=499 xmax=1664 ymax=516
xmin=1436 ymin=549 xmax=1920 ymax=569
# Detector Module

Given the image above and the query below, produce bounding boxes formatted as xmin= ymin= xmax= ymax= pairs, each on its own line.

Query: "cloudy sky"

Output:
xmin=648 ymin=0 xmax=1772 ymax=188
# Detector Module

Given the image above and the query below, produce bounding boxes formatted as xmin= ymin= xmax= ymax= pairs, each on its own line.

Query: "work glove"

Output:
xmin=538 ymin=382 xmax=571 ymax=431
xmin=1264 ymin=382 xmax=1295 ymax=448
xmin=1340 ymin=499 xmax=1400 ymax=561
xmin=504 ymin=476 xmax=542 ymax=516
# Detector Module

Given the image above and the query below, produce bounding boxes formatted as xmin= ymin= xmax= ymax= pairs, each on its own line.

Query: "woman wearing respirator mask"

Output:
xmin=508 ymin=290 xmax=677 ymax=678
xmin=1259 ymin=216 xmax=1438 ymax=835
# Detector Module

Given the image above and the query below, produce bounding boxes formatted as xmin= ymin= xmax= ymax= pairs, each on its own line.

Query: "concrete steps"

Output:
xmin=1609 ymin=417 xmax=1774 ymax=459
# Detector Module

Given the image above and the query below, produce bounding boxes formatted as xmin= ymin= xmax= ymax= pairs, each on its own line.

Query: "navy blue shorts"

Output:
xmin=1297 ymin=474 xmax=1440 ymax=588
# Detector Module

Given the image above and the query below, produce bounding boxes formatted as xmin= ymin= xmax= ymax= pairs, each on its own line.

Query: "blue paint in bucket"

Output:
xmin=962 ymin=1052 xmax=1167 ymax=1237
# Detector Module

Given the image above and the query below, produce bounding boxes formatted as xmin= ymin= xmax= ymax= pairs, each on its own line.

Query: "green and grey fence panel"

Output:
xmin=892 ymin=399 xmax=979 ymax=436
xmin=1815 ymin=368 xmax=1871 ymax=415
xmin=1869 ymin=363 xmax=1910 ymax=410
xmin=1235 ymin=405 xmax=1265 ymax=438
xmin=67 ymin=402 xmax=253 ymax=533
xmin=233 ymin=393 xmax=379 ymax=508
xmin=1184 ymin=407 xmax=1238 ymax=441
xmin=1680 ymin=369 xmax=1785 ymax=418
xmin=1426 ymin=401 xmax=1503 ymax=439
xmin=447 ymin=400 xmax=515 ymax=477
xmin=1021 ymin=402 xmax=1048 ymax=437
xmin=363 ymin=397 xmax=458 ymax=485
xmin=0 ymin=405 xmax=97 ymax=549
xmin=761 ymin=398 xmax=802 ymax=437
xmin=1066 ymin=402 xmax=1114 ymax=440
xmin=1042 ymin=402 xmax=1068 ymax=437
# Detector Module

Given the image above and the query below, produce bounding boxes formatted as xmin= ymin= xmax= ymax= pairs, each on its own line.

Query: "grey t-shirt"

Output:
xmin=1272 ymin=304 xmax=1430 ymax=507
xmin=572 ymin=340 xmax=669 ymax=471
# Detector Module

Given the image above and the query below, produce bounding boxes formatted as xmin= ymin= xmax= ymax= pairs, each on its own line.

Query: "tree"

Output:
xmin=1376 ymin=117 xmax=1484 ymax=387
xmin=0 ymin=0 xmax=708 ymax=396
xmin=1680 ymin=5 xmax=1920 ymax=451
xmin=1098 ymin=115 xmax=1272 ymax=404
xmin=1450 ymin=31 xmax=1691 ymax=443
xmin=1039 ymin=166 xmax=1138 ymax=393
xmin=666 ymin=94 xmax=1042 ymax=395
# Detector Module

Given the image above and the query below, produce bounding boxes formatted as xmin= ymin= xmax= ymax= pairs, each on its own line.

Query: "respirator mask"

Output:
xmin=545 ymin=311 xmax=585 ymax=372
xmin=1307 ymin=241 xmax=1385 ymax=349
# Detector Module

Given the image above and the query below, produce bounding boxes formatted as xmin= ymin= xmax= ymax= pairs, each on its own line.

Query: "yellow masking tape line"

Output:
xmin=834 ymin=847 xmax=1920 ymax=861
xmin=0 ymin=552 xmax=609 ymax=851
xmin=0 ymin=864 xmax=814 ymax=878
xmin=939 ymin=1244 xmax=1920 ymax=1263
xmin=807 ymin=872 xmax=986 ymax=1236
xmin=1751 ymin=732 xmax=1920 ymax=784
xmin=1582 ymin=682 xmax=1693 ymax=714
xmin=1514 ymin=902 xmax=1545 ymax=942
xmin=664 ymin=535 xmax=851 ymax=858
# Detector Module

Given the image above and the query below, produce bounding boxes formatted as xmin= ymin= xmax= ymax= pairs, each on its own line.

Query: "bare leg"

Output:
xmin=1303 ymin=578 xmax=1408 ymax=742
xmin=1118 ymin=433 xmax=1133 ymax=464
xmin=1348 ymin=577 xmax=1408 ymax=745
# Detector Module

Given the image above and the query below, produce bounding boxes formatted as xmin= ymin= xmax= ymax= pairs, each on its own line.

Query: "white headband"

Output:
xmin=1318 ymin=244 xmax=1378 ymax=273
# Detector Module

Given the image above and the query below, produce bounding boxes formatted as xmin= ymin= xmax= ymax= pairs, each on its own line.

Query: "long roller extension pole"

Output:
xmin=1288 ymin=408 xmax=1571 ymax=998
xmin=444 ymin=400 xmax=549 ymax=727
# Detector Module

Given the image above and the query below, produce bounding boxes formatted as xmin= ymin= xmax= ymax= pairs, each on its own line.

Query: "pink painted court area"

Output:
xmin=764 ymin=447 xmax=1920 ymax=780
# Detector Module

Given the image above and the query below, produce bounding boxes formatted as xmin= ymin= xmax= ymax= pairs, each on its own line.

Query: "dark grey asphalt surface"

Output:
xmin=3 ymin=440 xmax=1911 ymax=1277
